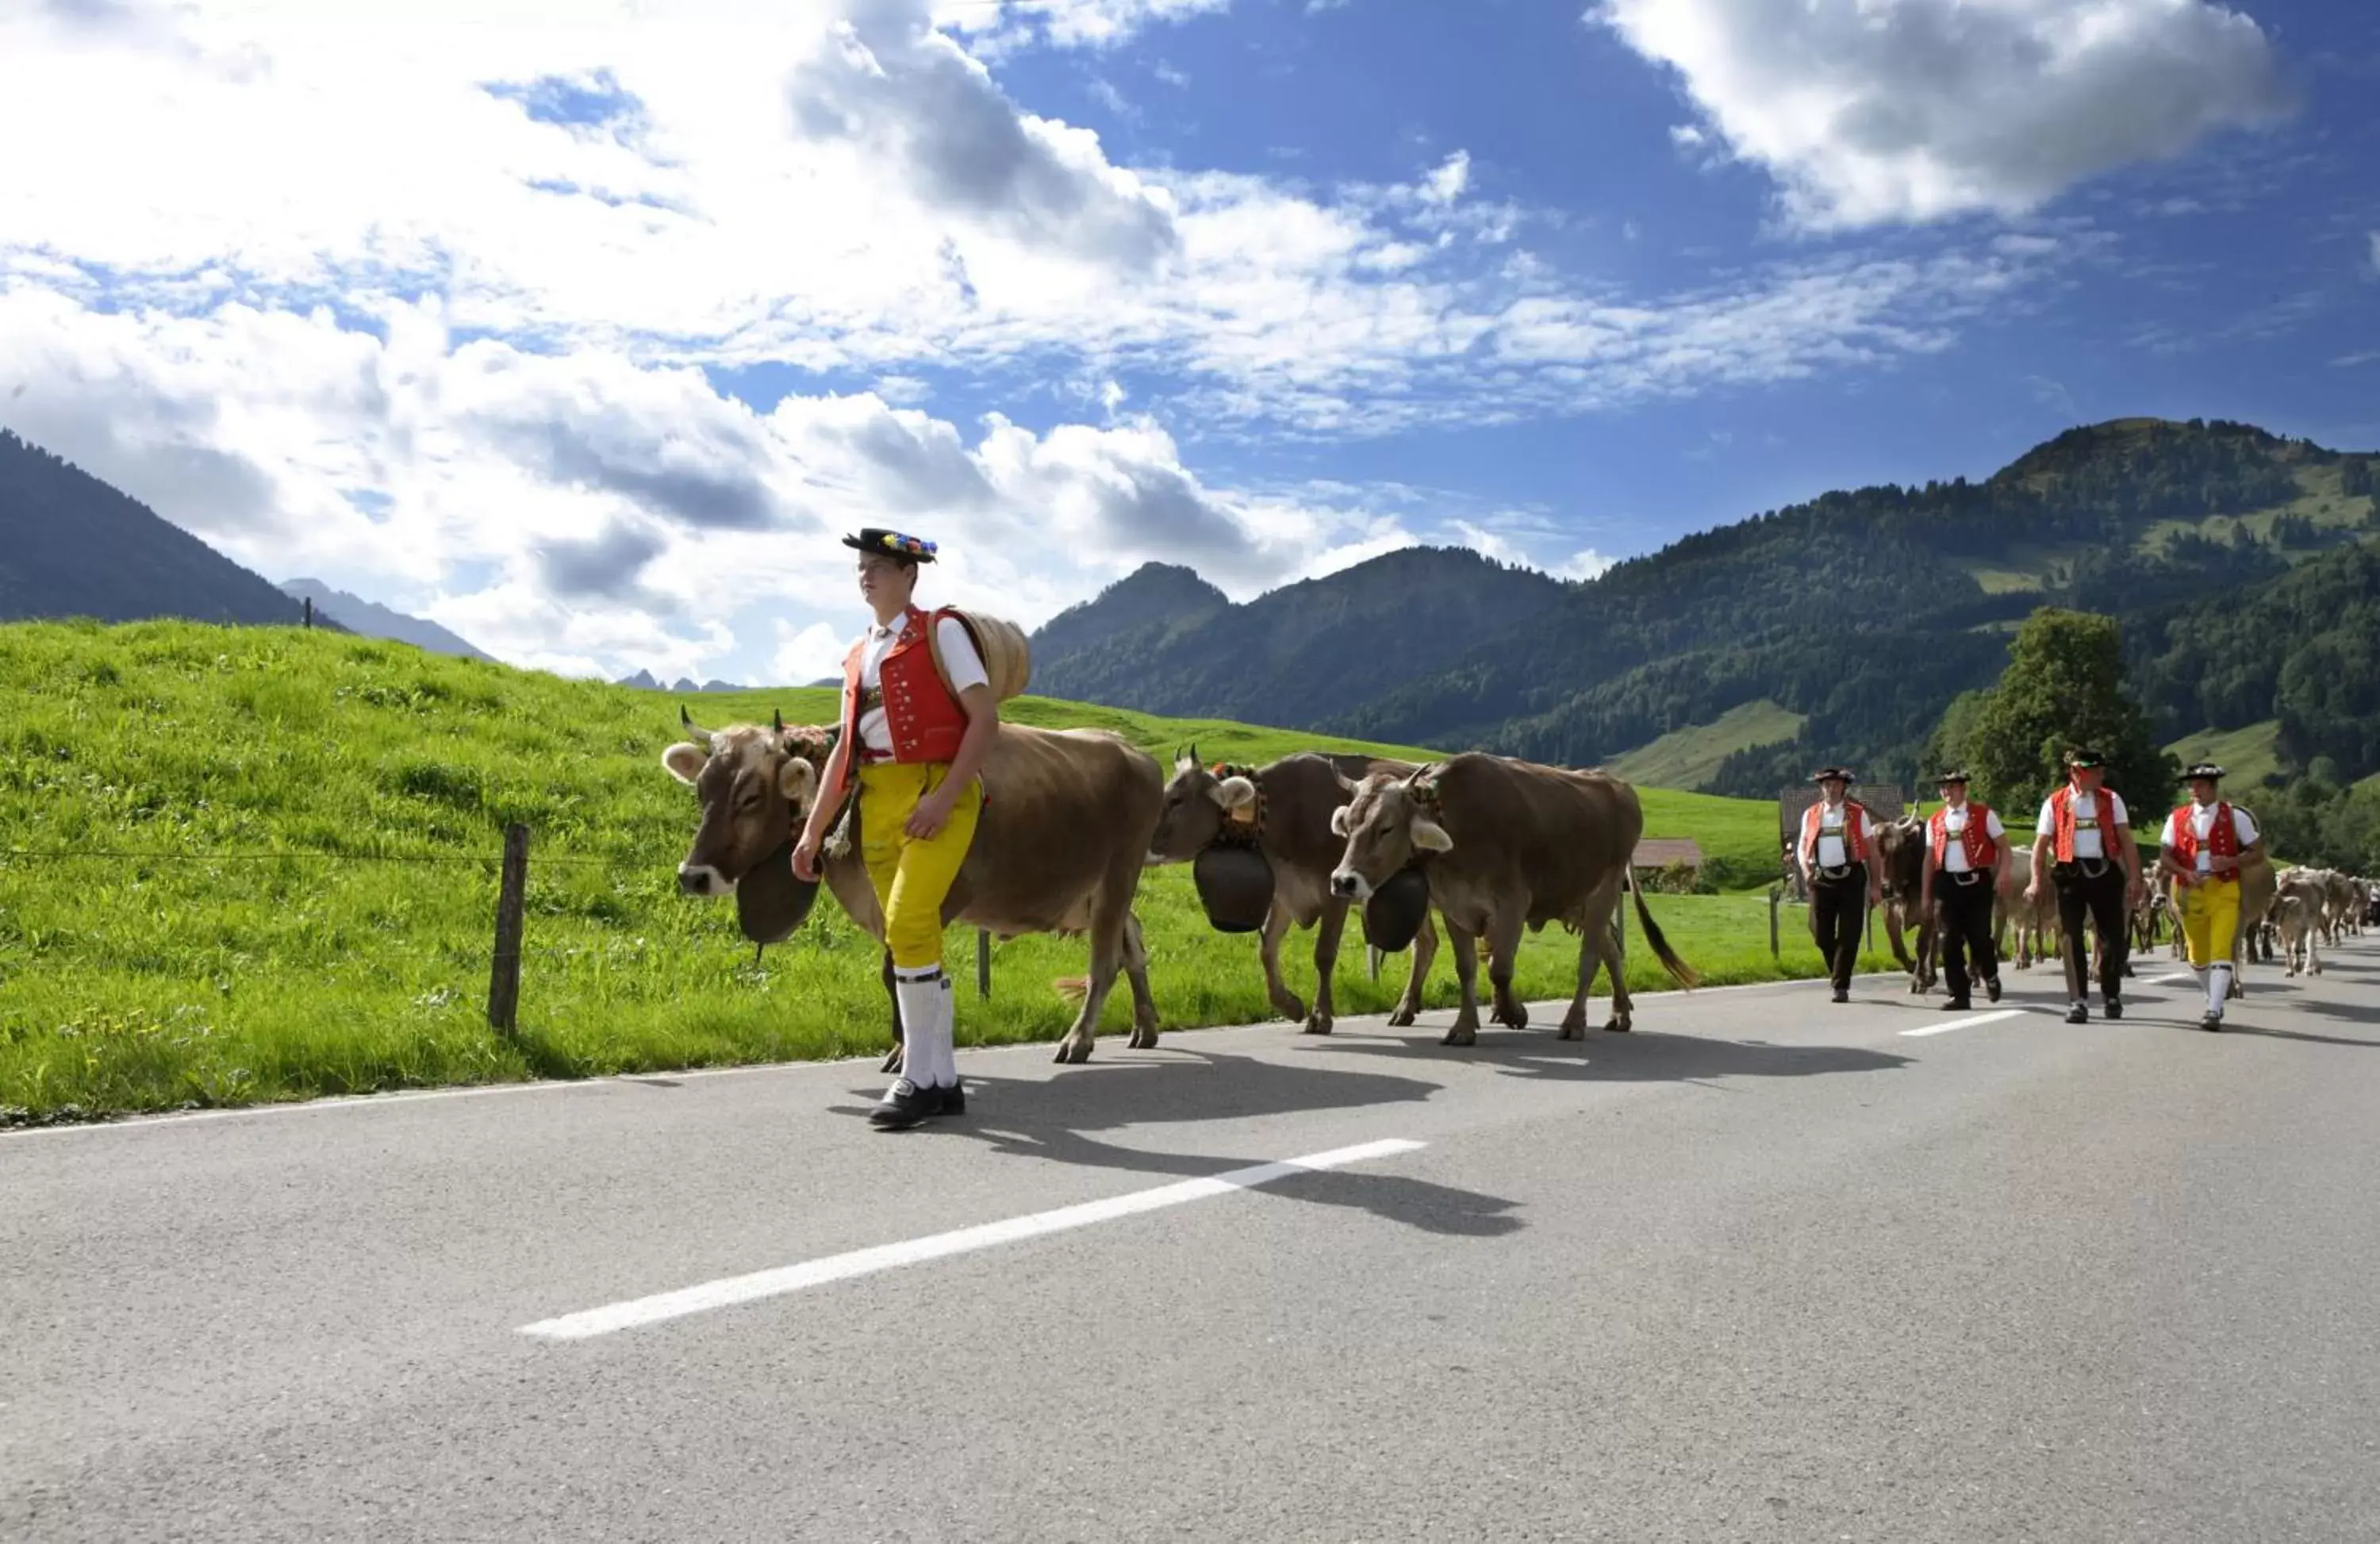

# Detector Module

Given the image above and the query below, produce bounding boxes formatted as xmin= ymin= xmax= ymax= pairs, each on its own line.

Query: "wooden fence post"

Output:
xmin=1768 ymin=884 xmax=1781 ymax=958
xmin=976 ymin=927 xmax=992 ymax=998
xmin=487 ymin=822 xmax=530 ymax=1035
xmin=301 ymin=596 xmax=313 ymax=628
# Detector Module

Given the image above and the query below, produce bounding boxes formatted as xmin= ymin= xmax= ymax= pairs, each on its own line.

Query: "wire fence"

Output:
xmin=0 ymin=822 xmax=1005 ymax=1032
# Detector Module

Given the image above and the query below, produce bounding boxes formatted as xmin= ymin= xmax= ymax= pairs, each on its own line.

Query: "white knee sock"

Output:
xmin=893 ymin=967 xmax=953 ymax=1089
xmin=2207 ymin=962 xmax=2231 ymax=1014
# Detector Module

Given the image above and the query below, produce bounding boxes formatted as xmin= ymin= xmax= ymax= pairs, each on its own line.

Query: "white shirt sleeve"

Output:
xmin=935 ymin=615 xmax=990 ymax=693
xmin=1985 ymin=810 xmax=2006 ymax=840
xmin=2108 ymin=791 xmax=2129 ymax=827
xmin=2159 ymin=812 xmax=2179 ymax=848
xmin=2232 ymin=807 xmax=2259 ymax=847
xmin=2036 ymin=799 xmax=2056 ymax=838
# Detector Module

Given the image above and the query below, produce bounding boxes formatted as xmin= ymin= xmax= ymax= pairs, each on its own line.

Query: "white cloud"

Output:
xmin=934 ymin=0 xmax=1233 ymax=52
xmin=1553 ymin=548 xmax=1614 ymax=582
xmin=770 ymin=619 xmax=849 ymax=684
xmin=0 ymin=0 xmax=2106 ymax=686
xmin=1595 ymin=0 xmax=2293 ymax=230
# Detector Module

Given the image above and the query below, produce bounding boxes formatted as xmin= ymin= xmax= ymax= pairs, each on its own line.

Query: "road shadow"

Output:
xmin=827 ymin=1048 xmax=1526 ymax=1239
xmin=1285 ymin=1024 xmax=1910 ymax=1085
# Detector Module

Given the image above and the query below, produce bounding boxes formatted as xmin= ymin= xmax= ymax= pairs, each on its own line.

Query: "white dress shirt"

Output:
xmin=2034 ymin=788 xmax=2129 ymax=860
xmin=855 ymin=613 xmax=988 ymax=755
xmin=2158 ymin=802 xmax=2258 ymax=873
xmin=1936 ymin=804 xmax=2006 ymax=874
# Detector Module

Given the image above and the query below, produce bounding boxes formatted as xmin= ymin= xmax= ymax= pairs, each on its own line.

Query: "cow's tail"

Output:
xmin=1366 ymin=945 xmax=1384 ymax=981
xmin=1053 ymin=975 xmax=1088 ymax=1004
xmin=1626 ymin=865 xmax=1699 ymax=989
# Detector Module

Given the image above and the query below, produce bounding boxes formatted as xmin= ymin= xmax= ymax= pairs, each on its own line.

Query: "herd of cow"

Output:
xmin=666 ymin=711 xmax=2367 ymax=1071
xmin=665 ymin=710 xmax=1697 ymax=1071
xmin=1855 ymin=814 xmax=2373 ymax=1001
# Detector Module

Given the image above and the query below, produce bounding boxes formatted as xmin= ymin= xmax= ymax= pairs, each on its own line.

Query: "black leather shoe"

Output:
xmin=1831 ymin=986 xmax=1849 ymax=1004
xmin=868 ymin=1079 xmax=940 ymax=1130
xmin=1984 ymin=977 xmax=2002 ymax=1004
xmin=2065 ymin=1001 xmax=2089 ymax=1024
xmin=1940 ymin=997 xmax=1971 ymax=1012
xmin=2104 ymin=997 xmax=2123 ymax=1020
xmin=936 ymin=1081 xmax=966 ymax=1116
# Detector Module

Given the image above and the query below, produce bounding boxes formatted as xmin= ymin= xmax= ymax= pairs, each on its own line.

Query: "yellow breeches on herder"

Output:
xmin=2178 ymin=874 xmax=2240 ymax=970
xmin=858 ymin=760 xmax=982 ymax=971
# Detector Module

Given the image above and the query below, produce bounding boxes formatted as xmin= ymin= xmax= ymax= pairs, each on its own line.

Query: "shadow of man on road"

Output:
xmin=832 ymin=1048 xmax=1526 ymax=1238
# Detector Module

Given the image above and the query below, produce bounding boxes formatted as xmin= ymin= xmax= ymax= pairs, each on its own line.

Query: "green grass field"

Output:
xmin=2165 ymin=721 xmax=2284 ymax=789
xmin=1606 ymin=699 xmax=1806 ymax=793
xmin=0 ymin=620 xmax=1865 ymax=1126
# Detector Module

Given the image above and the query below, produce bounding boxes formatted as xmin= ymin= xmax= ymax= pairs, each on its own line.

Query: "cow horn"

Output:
xmin=774 ymin=708 xmax=785 ymax=737
xmin=679 ymin=703 xmax=713 ymax=747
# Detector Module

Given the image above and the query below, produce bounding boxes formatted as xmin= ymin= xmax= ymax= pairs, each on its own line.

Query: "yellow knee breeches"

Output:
xmin=2178 ymin=876 xmax=2240 ymax=970
xmin=857 ymin=761 xmax=981 ymax=971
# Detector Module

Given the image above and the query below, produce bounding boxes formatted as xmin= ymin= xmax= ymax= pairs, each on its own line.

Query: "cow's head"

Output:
xmin=1146 ymin=743 xmax=1260 ymax=864
xmin=1328 ymin=766 xmax=1451 ymax=901
xmin=660 ymin=706 xmax=833 ymax=897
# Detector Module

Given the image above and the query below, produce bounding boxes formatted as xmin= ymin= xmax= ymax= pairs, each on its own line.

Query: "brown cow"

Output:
xmin=664 ymin=712 xmax=1166 ymax=1065
xmin=1146 ymin=747 xmax=1438 ymax=1034
xmin=1870 ymin=816 xmax=1937 ymax=994
xmin=1325 ymin=754 xmax=1697 ymax=1046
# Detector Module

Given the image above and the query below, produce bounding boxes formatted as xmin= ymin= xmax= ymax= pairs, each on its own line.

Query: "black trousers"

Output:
xmin=1810 ymin=865 xmax=1867 ymax=992
xmin=1931 ymin=872 xmax=1998 ymax=1001
xmin=2052 ymin=859 xmax=2129 ymax=1003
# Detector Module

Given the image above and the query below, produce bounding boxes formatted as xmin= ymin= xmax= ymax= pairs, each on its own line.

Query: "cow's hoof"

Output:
xmin=1603 ymin=1017 xmax=1632 ymax=1033
xmin=1127 ymin=1025 xmax=1161 ymax=1050
xmin=1440 ymin=1025 xmax=1478 ymax=1047
xmin=1301 ymin=1012 xmax=1334 ymax=1035
xmin=1053 ymin=1036 xmax=1093 ymax=1065
xmin=1386 ymin=1003 xmax=1418 ymax=1028
xmin=881 ymin=1046 xmax=904 ymax=1074
xmin=1271 ymin=993 xmax=1307 ymax=1024
xmin=1494 ymin=1003 xmax=1529 ymax=1031
xmin=1557 ymin=1018 xmax=1587 ymax=1041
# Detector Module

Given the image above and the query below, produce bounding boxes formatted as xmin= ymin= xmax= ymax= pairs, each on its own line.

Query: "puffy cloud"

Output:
xmin=789 ymin=1 xmax=1182 ymax=271
xmin=1594 ymin=0 xmax=2293 ymax=229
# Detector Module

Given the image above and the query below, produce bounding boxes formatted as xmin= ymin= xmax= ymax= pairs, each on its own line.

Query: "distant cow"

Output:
xmin=1870 ymin=816 xmax=1937 ymax=994
xmin=2272 ymin=867 xmax=2328 ymax=977
xmin=1147 ymin=747 xmax=1439 ymax=1034
xmin=1326 ymin=754 xmax=1697 ymax=1045
xmin=665 ymin=712 xmax=1166 ymax=1065
xmin=2001 ymin=846 xmax=2059 ymax=970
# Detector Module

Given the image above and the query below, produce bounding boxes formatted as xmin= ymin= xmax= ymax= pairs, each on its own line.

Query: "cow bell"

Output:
xmin=735 ymin=837 xmax=821 ymax=945
xmin=1191 ymin=844 xmax=1274 ymax=934
xmin=1361 ymin=868 xmax=1431 ymax=954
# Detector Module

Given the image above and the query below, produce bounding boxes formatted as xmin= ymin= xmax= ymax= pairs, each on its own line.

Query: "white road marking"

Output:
xmin=516 ymin=1137 xmax=1429 ymax=1341
xmin=1899 ymin=1008 xmax=2030 ymax=1038
xmin=2147 ymin=971 xmax=2195 ymax=985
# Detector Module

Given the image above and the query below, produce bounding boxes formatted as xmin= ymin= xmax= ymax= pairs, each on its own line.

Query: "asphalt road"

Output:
xmin=6 ymin=943 xmax=2378 ymax=1543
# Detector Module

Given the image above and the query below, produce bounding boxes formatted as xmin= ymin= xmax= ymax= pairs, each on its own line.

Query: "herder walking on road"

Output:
xmin=1796 ymin=768 xmax=1883 ymax=1003
xmin=2156 ymin=762 xmax=2261 ymax=1032
xmin=2025 ymin=748 xmax=2144 ymax=1025
xmin=793 ymin=528 xmax=1000 ymax=1130
xmin=1918 ymin=768 xmax=2006 ymax=1012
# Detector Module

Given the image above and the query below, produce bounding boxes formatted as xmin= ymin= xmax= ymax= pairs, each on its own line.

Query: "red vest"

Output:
xmin=1800 ymin=800 xmax=1870 ymax=867
xmin=2050 ymin=784 xmax=2119 ymax=862
xmin=1929 ymin=801 xmax=1999 ymax=870
xmin=2168 ymin=801 xmax=2240 ymax=879
xmin=843 ymin=606 xmax=966 ymax=765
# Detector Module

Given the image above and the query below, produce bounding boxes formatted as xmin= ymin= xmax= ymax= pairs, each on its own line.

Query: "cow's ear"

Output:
xmin=779 ymin=757 xmax=817 ymax=806
xmin=662 ymin=742 xmax=707 ymax=785
xmin=1411 ymin=816 xmax=1454 ymax=853
xmin=1330 ymin=805 xmax=1353 ymax=836
xmin=1211 ymin=775 xmax=1257 ymax=810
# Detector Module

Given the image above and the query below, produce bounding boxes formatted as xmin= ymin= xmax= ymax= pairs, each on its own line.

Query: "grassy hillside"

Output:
xmin=1605 ymin=700 xmax=1806 ymax=793
xmin=2165 ymin=721 xmax=2284 ymax=789
xmin=0 ymin=621 xmax=1826 ymax=1124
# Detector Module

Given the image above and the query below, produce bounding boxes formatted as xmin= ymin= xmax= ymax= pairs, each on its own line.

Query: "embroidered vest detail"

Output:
xmin=1800 ymin=800 xmax=1869 ymax=868
xmin=843 ymin=606 xmax=967 ymax=766
xmin=1929 ymin=802 xmax=1999 ymax=871
xmin=2051 ymin=785 xmax=2118 ymax=863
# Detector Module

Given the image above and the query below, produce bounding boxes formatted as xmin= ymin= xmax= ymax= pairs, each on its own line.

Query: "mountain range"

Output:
xmin=278 ymin=578 xmax=492 ymax=662
xmin=1027 ymin=417 xmax=2380 ymax=797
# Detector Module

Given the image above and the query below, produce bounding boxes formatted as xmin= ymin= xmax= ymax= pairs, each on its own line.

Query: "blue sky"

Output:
xmin=2 ymin=0 xmax=2375 ymax=686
